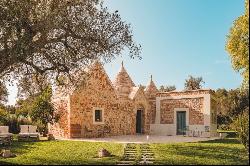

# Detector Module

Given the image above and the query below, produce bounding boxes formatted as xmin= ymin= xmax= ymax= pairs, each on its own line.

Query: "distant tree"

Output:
xmin=0 ymin=106 xmax=7 ymax=125
xmin=226 ymin=0 xmax=249 ymax=151
xmin=17 ymin=86 xmax=60 ymax=136
xmin=184 ymin=75 xmax=204 ymax=90
xmin=0 ymin=81 xmax=8 ymax=103
xmin=0 ymin=0 xmax=141 ymax=87
xmin=159 ymin=85 xmax=176 ymax=92
xmin=232 ymin=108 xmax=249 ymax=153
xmin=226 ymin=0 xmax=249 ymax=88
xmin=214 ymin=88 xmax=249 ymax=129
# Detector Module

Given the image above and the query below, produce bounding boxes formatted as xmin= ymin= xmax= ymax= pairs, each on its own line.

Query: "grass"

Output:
xmin=0 ymin=140 xmax=124 ymax=165
xmin=151 ymin=138 xmax=249 ymax=165
xmin=0 ymin=138 xmax=249 ymax=165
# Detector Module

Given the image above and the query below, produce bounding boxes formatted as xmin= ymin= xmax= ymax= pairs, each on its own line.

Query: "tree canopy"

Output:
xmin=184 ymin=75 xmax=204 ymax=90
xmin=0 ymin=81 xmax=8 ymax=103
xmin=226 ymin=0 xmax=249 ymax=88
xmin=159 ymin=85 xmax=176 ymax=92
xmin=17 ymin=73 xmax=49 ymax=99
xmin=0 ymin=0 xmax=141 ymax=87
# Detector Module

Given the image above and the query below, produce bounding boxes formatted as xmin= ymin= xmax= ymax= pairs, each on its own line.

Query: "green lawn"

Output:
xmin=0 ymin=139 xmax=249 ymax=165
xmin=151 ymin=139 xmax=249 ymax=165
xmin=0 ymin=141 xmax=124 ymax=165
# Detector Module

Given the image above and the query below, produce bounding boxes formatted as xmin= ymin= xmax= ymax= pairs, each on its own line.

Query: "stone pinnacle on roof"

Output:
xmin=145 ymin=75 xmax=158 ymax=98
xmin=113 ymin=61 xmax=135 ymax=98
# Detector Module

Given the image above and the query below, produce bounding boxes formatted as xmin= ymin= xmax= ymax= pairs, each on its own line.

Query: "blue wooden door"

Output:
xmin=177 ymin=111 xmax=186 ymax=135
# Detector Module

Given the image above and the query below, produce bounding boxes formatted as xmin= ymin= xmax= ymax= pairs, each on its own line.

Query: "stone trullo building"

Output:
xmin=49 ymin=61 xmax=218 ymax=139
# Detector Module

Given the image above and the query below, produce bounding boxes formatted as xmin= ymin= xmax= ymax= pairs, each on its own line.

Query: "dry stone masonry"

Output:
xmin=49 ymin=61 xmax=218 ymax=138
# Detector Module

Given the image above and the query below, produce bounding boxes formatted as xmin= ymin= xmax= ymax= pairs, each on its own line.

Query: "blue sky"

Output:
xmin=6 ymin=0 xmax=244 ymax=105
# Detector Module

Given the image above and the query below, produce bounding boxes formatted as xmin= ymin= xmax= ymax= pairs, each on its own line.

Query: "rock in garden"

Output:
xmin=48 ymin=134 xmax=56 ymax=141
xmin=1 ymin=149 xmax=16 ymax=158
xmin=98 ymin=148 xmax=111 ymax=158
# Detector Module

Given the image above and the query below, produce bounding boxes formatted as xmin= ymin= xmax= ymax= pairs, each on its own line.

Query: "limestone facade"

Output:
xmin=49 ymin=62 xmax=217 ymax=138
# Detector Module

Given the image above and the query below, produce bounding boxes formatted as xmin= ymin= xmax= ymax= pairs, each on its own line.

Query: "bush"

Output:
xmin=0 ymin=108 xmax=7 ymax=125
xmin=232 ymin=108 xmax=249 ymax=153
xmin=217 ymin=130 xmax=238 ymax=138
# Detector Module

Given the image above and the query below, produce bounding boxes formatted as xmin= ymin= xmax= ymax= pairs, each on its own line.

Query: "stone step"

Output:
xmin=124 ymin=153 xmax=136 ymax=156
xmin=141 ymin=153 xmax=154 ymax=155
xmin=141 ymin=155 xmax=154 ymax=158
xmin=123 ymin=158 xmax=136 ymax=161
xmin=125 ymin=151 xmax=136 ymax=153
xmin=117 ymin=161 xmax=134 ymax=164
xmin=117 ymin=163 xmax=133 ymax=165
xmin=141 ymin=152 xmax=154 ymax=154
xmin=124 ymin=156 xmax=136 ymax=158
xmin=140 ymin=158 xmax=155 ymax=161
xmin=124 ymin=155 xmax=136 ymax=158
xmin=138 ymin=161 xmax=154 ymax=165
xmin=124 ymin=153 xmax=136 ymax=155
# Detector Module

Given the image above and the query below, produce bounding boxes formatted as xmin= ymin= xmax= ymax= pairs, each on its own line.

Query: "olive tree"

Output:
xmin=0 ymin=0 xmax=141 ymax=87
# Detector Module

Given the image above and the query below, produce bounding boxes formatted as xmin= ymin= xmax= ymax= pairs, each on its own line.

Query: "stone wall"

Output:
xmin=148 ymin=100 xmax=156 ymax=124
xmin=50 ymin=63 xmax=214 ymax=138
xmin=160 ymin=98 xmax=204 ymax=125
xmin=67 ymin=62 xmax=150 ymax=138
xmin=49 ymin=96 xmax=70 ymax=138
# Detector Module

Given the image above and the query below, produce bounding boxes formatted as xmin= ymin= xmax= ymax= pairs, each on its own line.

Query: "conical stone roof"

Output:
xmin=113 ymin=62 xmax=135 ymax=99
xmin=145 ymin=75 xmax=158 ymax=99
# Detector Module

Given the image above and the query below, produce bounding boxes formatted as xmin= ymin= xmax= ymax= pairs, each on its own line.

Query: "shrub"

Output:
xmin=232 ymin=108 xmax=249 ymax=153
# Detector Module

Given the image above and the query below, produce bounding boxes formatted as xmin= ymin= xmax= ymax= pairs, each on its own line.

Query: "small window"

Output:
xmin=93 ymin=108 xmax=104 ymax=124
xmin=95 ymin=110 xmax=102 ymax=122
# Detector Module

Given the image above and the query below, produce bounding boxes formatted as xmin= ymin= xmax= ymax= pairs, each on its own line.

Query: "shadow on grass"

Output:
xmin=27 ymin=156 xmax=119 ymax=165
xmin=0 ymin=141 xmax=37 ymax=165
xmin=198 ymin=138 xmax=241 ymax=144
xmin=0 ymin=140 xmax=39 ymax=159
xmin=1 ymin=140 xmax=122 ymax=165
xmin=153 ymin=139 xmax=249 ymax=165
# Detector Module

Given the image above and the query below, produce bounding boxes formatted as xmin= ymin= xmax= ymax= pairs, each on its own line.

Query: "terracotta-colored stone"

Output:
xmin=49 ymin=62 xmax=217 ymax=138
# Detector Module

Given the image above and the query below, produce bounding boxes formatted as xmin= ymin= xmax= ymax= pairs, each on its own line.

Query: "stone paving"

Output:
xmin=57 ymin=135 xmax=220 ymax=144
xmin=117 ymin=143 xmax=155 ymax=165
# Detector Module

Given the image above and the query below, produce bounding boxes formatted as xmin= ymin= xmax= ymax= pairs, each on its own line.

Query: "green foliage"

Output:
xmin=184 ymin=75 xmax=204 ymax=90
xmin=17 ymin=74 xmax=49 ymax=99
xmin=0 ymin=105 xmax=32 ymax=133
xmin=0 ymin=81 xmax=8 ymax=103
xmin=0 ymin=0 xmax=141 ymax=87
xmin=231 ymin=108 xmax=249 ymax=153
xmin=159 ymin=85 xmax=176 ymax=92
xmin=213 ymin=88 xmax=249 ymax=152
xmin=16 ymin=86 xmax=59 ymax=135
xmin=0 ymin=106 xmax=8 ymax=125
xmin=30 ymin=86 xmax=58 ymax=135
xmin=226 ymin=0 xmax=249 ymax=89
xmin=214 ymin=88 xmax=249 ymax=130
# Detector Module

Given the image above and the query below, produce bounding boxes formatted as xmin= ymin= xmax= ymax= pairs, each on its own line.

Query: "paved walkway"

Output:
xmin=57 ymin=135 xmax=220 ymax=144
